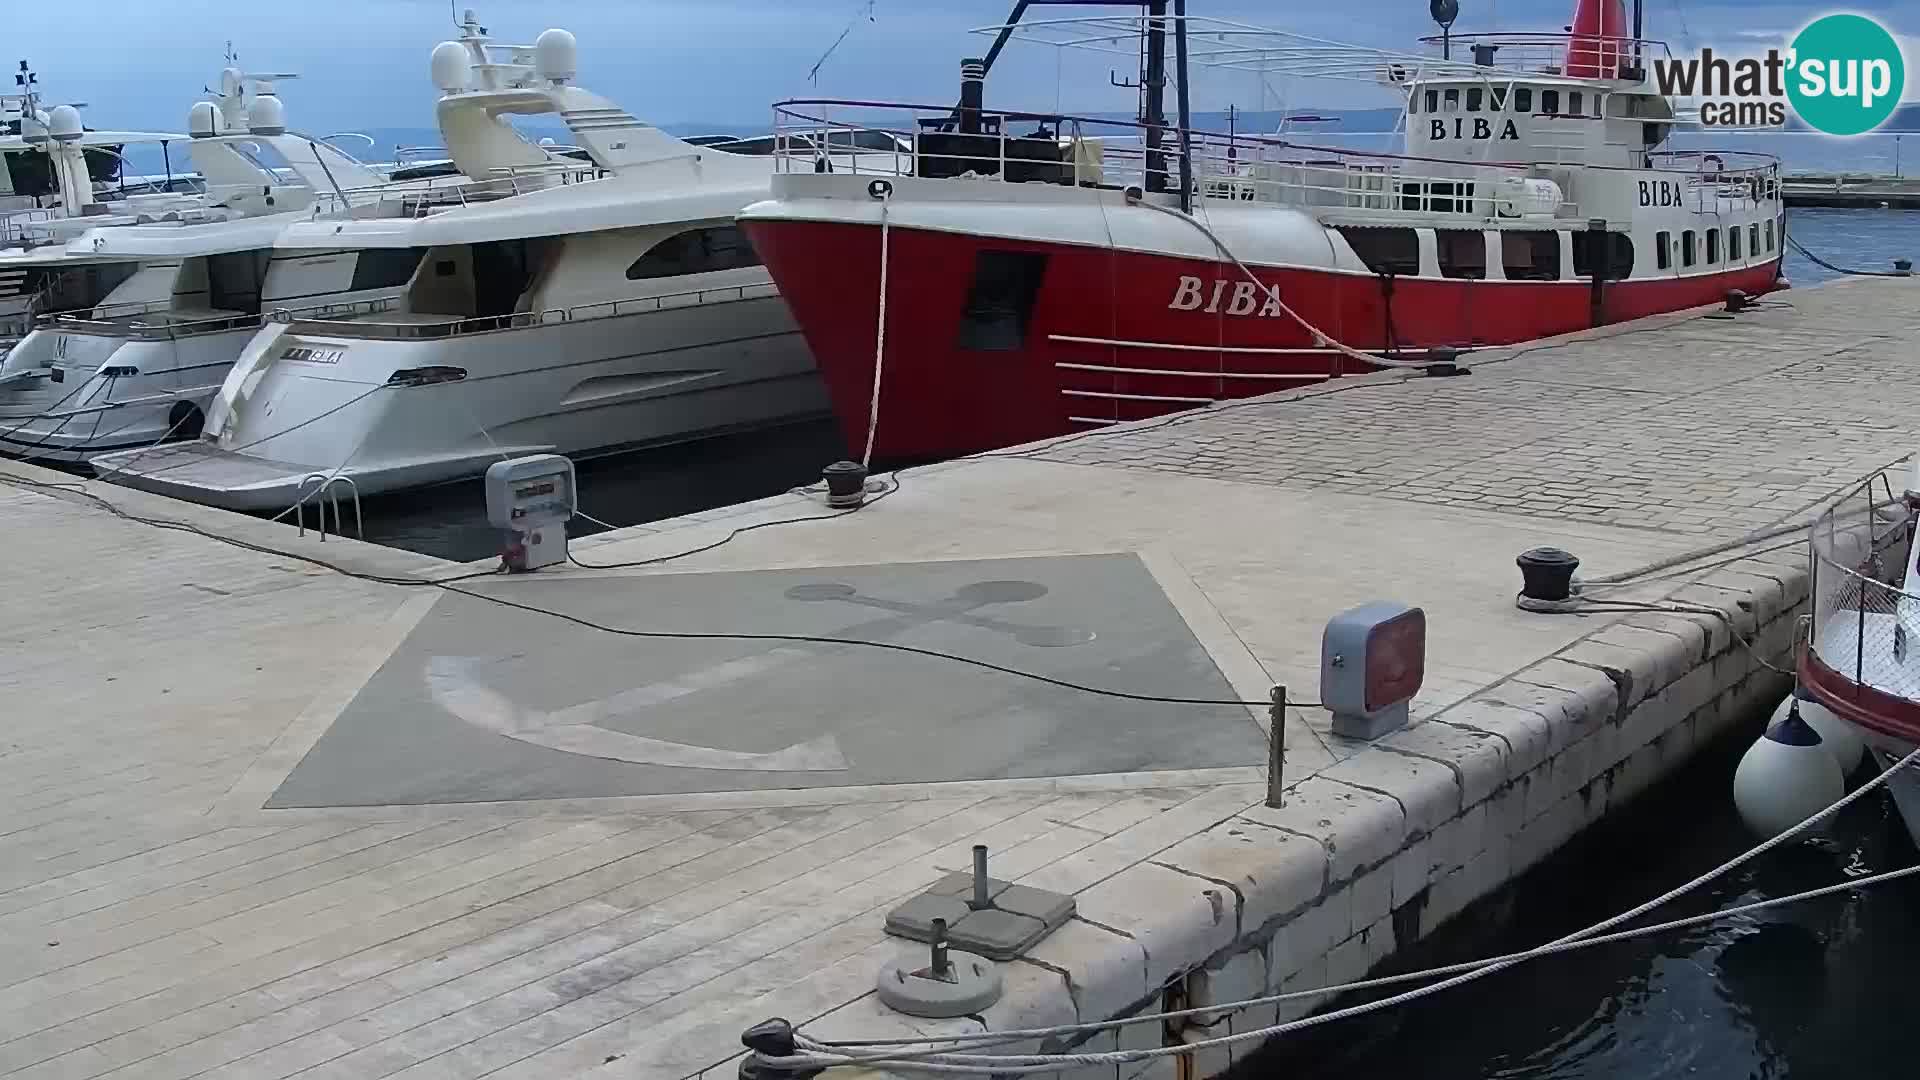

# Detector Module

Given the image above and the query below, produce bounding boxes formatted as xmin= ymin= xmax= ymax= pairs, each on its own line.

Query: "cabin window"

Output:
xmin=1572 ymin=231 xmax=1634 ymax=279
xmin=1681 ymin=230 xmax=1697 ymax=267
xmin=1705 ymin=229 xmax=1720 ymax=264
xmin=1500 ymin=231 xmax=1560 ymax=281
xmin=1424 ymin=89 xmax=1439 ymax=113
xmin=1765 ymin=220 xmax=1775 ymax=251
xmin=205 ymin=250 xmax=271 ymax=315
xmin=1568 ymin=91 xmax=1583 ymax=116
xmin=1514 ymin=87 xmax=1533 ymax=112
xmin=1490 ymin=86 xmax=1507 ymax=109
xmin=1748 ymin=223 xmax=1760 ymax=256
xmin=626 ymin=225 xmax=762 ymax=280
xmin=956 ymin=250 xmax=1047 ymax=351
xmin=1655 ymin=230 xmax=1672 ymax=270
xmin=1436 ymin=230 xmax=1487 ymax=279
xmin=1443 ymin=88 xmax=1460 ymax=111
xmin=349 ymin=248 xmax=426 ymax=291
xmin=1336 ymin=226 xmax=1420 ymax=276
xmin=1591 ymin=93 xmax=1605 ymax=117
xmin=1409 ymin=93 xmax=1419 ymax=115
xmin=1466 ymin=87 xmax=1484 ymax=111
xmin=1729 ymin=226 xmax=1742 ymax=260
xmin=1541 ymin=89 xmax=1559 ymax=115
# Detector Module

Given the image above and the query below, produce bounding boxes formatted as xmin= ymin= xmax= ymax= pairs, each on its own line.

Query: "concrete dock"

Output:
xmin=2 ymin=274 xmax=1917 ymax=1080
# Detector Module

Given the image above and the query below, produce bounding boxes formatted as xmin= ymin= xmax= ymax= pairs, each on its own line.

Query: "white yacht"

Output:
xmin=92 ymin=13 xmax=826 ymax=511
xmin=0 ymin=67 xmax=468 ymax=463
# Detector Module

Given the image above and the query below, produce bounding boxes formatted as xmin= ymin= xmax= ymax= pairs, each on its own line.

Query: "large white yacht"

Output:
xmin=92 ymin=13 xmax=826 ymax=511
xmin=0 ymin=67 xmax=466 ymax=463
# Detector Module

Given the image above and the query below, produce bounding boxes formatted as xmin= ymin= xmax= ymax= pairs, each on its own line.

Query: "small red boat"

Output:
xmin=739 ymin=0 xmax=1786 ymax=461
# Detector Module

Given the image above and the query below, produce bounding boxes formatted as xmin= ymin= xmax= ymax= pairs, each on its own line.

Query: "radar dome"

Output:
xmin=188 ymin=100 xmax=222 ymax=138
xmin=19 ymin=110 xmax=49 ymax=145
xmin=219 ymin=66 xmax=243 ymax=100
xmin=430 ymin=40 xmax=472 ymax=93
xmin=247 ymin=92 xmax=285 ymax=136
xmin=48 ymin=104 xmax=83 ymax=142
xmin=534 ymin=28 xmax=577 ymax=84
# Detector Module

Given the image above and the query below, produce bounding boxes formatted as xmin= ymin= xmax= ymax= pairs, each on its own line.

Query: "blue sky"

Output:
xmin=7 ymin=0 xmax=1914 ymax=134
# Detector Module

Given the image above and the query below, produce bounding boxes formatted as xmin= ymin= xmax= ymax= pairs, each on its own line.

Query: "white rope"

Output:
xmin=1131 ymin=198 xmax=1441 ymax=370
xmin=755 ymin=748 xmax=1920 ymax=1073
xmin=860 ymin=192 xmax=891 ymax=469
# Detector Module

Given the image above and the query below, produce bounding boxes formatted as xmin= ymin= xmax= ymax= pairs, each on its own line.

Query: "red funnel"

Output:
xmin=1566 ymin=0 xmax=1627 ymax=78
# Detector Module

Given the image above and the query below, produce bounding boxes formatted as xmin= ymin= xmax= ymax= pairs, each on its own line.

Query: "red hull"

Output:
xmin=743 ymin=219 xmax=1783 ymax=460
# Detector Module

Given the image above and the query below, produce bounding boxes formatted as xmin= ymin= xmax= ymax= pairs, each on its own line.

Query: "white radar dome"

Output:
xmin=534 ymin=28 xmax=577 ymax=84
xmin=19 ymin=110 xmax=49 ymax=145
xmin=219 ymin=66 xmax=243 ymax=100
xmin=247 ymin=92 xmax=285 ymax=135
xmin=48 ymin=104 xmax=84 ymax=142
xmin=188 ymin=101 xmax=222 ymax=138
xmin=430 ymin=40 xmax=472 ymax=93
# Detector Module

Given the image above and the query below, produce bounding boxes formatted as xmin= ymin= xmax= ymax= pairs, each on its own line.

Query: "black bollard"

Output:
xmin=738 ymin=1017 xmax=823 ymax=1080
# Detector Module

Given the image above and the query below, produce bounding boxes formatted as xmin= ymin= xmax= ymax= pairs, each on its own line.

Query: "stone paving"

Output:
xmin=0 ymin=276 xmax=1916 ymax=1080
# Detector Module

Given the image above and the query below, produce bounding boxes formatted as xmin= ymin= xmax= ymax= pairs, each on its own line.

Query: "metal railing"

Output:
xmin=285 ymin=281 xmax=780 ymax=340
xmin=1807 ymin=473 xmax=1920 ymax=703
xmin=768 ymin=99 xmax=1782 ymax=224
xmin=312 ymin=160 xmax=612 ymax=221
xmin=1414 ymin=33 xmax=1673 ymax=77
xmin=49 ymin=294 xmax=404 ymax=342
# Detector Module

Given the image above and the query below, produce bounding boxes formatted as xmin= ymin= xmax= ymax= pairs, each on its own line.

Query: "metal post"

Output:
xmin=1142 ymin=0 xmax=1169 ymax=194
xmin=1172 ymin=0 xmax=1194 ymax=214
xmin=970 ymin=844 xmax=990 ymax=910
xmin=929 ymin=917 xmax=952 ymax=978
xmin=1265 ymin=685 xmax=1286 ymax=808
xmin=1586 ymin=217 xmax=1608 ymax=328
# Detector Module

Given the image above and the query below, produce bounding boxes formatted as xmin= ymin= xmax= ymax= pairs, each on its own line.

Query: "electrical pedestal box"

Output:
xmin=1321 ymin=602 xmax=1427 ymax=740
xmin=484 ymin=454 xmax=577 ymax=572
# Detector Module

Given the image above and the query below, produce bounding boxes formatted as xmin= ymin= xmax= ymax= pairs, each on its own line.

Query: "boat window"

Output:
xmin=1443 ymin=88 xmax=1460 ymax=111
xmin=1500 ymin=231 xmax=1560 ymax=281
xmin=1541 ymin=89 xmax=1559 ymax=115
xmin=1591 ymin=93 xmax=1605 ymax=117
xmin=205 ymin=250 xmax=271 ymax=315
xmin=1425 ymin=89 xmax=1439 ymax=113
xmin=1705 ymin=228 xmax=1720 ymax=264
xmin=1750 ymin=222 xmax=1760 ymax=254
xmin=625 ymin=226 xmax=762 ymax=280
xmin=1490 ymin=86 xmax=1508 ymax=110
xmin=349 ymin=248 xmax=427 ymax=291
xmin=956 ymin=250 xmax=1047 ymax=351
xmin=1729 ymin=226 xmax=1742 ymax=260
xmin=1765 ymin=219 xmax=1775 ymax=251
xmin=1436 ymin=230 xmax=1486 ymax=279
xmin=1655 ymin=230 xmax=1672 ymax=270
xmin=1466 ymin=87 xmax=1484 ymax=111
xmin=1335 ymin=226 xmax=1420 ymax=276
xmin=1681 ymin=230 xmax=1697 ymax=267
xmin=1568 ymin=92 xmax=1583 ymax=117
xmin=1408 ymin=92 xmax=1419 ymax=115
xmin=1514 ymin=87 xmax=1533 ymax=112
xmin=1572 ymin=231 xmax=1635 ymax=279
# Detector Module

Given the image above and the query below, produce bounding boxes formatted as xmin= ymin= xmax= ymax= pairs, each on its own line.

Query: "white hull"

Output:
xmin=93 ymin=295 xmax=826 ymax=510
xmin=0 ymin=327 xmax=247 ymax=463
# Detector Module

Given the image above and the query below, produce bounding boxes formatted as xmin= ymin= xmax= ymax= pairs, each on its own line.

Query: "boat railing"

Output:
xmin=1414 ymin=33 xmax=1672 ymax=79
xmin=771 ymin=99 xmax=1600 ymax=221
xmin=49 ymin=295 xmax=402 ymax=342
xmin=0 ymin=207 xmax=57 ymax=247
xmin=1804 ymin=471 xmax=1920 ymax=707
xmin=771 ymin=100 xmax=1780 ymax=221
xmin=282 ymin=281 xmax=780 ymax=340
xmin=311 ymin=160 xmax=612 ymax=220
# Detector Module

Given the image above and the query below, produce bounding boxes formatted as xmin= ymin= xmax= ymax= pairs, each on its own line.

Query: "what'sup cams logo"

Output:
xmin=1651 ymin=13 xmax=1907 ymax=135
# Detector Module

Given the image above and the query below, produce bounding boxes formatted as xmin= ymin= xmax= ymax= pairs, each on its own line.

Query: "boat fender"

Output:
xmin=1733 ymin=701 xmax=1845 ymax=839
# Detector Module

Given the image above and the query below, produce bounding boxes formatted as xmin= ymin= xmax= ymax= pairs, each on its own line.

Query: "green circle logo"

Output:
xmin=1786 ymin=14 xmax=1906 ymax=136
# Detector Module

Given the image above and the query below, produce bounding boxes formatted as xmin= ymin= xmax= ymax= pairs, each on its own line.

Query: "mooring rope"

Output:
xmin=861 ymin=189 xmax=891 ymax=468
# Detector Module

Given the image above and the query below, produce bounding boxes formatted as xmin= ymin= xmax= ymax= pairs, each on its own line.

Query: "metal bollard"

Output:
xmin=970 ymin=844 xmax=990 ymax=910
xmin=1266 ymin=685 xmax=1286 ymax=808
xmin=738 ymin=1017 xmax=823 ymax=1080
xmin=929 ymin=917 xmax=951 ymax=978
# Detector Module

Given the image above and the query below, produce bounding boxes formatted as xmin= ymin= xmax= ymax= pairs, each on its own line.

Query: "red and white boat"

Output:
xmin=738 ymin=0 xmax=1786 ymax=460
xmin=1798 ymin=468 xmax=1920 ymax=845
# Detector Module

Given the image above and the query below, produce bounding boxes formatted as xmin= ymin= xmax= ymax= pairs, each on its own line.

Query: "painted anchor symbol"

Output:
xmin=425 ymin=578 xmax=1092 ymax=772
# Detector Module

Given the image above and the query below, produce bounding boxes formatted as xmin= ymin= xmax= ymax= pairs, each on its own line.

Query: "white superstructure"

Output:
xmin=0 ymin=62 xmax=464 ymax=463
xmin=93 ymin=11 xmax=826 ymax=511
